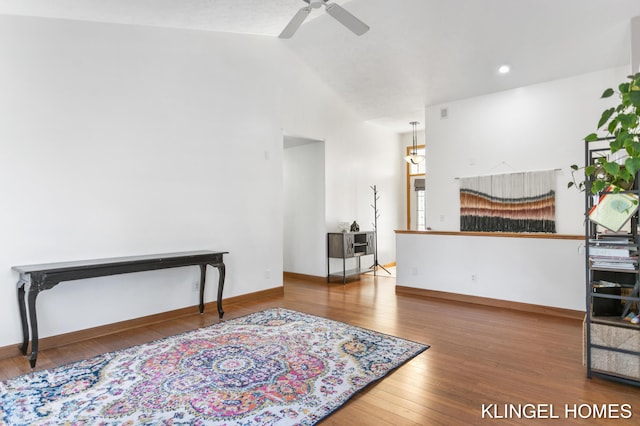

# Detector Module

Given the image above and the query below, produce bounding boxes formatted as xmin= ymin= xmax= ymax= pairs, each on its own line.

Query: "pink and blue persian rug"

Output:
xmin=0 ymin=308 xmax=429 ymax=425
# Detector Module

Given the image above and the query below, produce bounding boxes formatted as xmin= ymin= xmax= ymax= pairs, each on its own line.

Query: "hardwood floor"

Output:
xmin=2 ymin=274 xmax=639 ymax=424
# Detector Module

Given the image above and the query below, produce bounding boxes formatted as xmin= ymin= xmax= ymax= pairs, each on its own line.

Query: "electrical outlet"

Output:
xmin=193 ymin=281 xmax=200 ymax=292
xmin=265 ymin=269 xmax=271 ymax=279
xmin=471 ymin=274 xmax=478 ymax=282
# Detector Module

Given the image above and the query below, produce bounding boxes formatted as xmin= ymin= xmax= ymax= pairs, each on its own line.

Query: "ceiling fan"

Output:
xmin=279 ymin=0 xmax=370 ymax=39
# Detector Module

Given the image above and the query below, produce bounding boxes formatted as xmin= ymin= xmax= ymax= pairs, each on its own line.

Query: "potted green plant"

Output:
xmin=569 ymin=72 xmax=640 ymax=194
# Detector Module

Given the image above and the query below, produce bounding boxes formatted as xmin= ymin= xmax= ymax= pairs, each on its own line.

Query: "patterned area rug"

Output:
xmin=1 ymin=308 xmax=429 ymax=425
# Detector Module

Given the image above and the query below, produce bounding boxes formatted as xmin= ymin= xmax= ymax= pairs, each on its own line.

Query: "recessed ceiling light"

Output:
xmin=498 ymin=65 xmax=511 ymax=74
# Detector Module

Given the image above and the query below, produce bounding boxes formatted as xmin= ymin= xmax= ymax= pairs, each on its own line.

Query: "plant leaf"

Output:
xmin=619 ymin=167 xmax=633 ymax=182
xmin=601 ymin=88 xmax=615 ymax=98
xmin=610 ymin=137 xmax=623 ymax=152
xmin=625 ymin=156 xmax=640 ymax=177
xmin=629 ymin=140 xmax=640 ymax=156
xmin=603 ymin=161 xmax=620 ymax=176
xmin=591 ymin=180 xmax=606 ymax=194
xmin=598 ymin=108 xmax=615 ymax=128
xmin=584 ymin=133 xmax=599 ymax=142
xmin=617 ymin=113 xmax=638 ymax=129
xmin=630 ymin=90 xmax=640 ymax=108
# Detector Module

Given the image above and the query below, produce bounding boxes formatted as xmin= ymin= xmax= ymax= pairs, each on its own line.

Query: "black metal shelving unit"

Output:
xmin=584 ymin=141 xmax=640 ymax=386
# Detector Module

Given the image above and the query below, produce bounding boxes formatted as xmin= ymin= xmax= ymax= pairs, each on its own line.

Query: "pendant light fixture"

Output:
xmin=404 ymin=121 xmax=424 ymax=164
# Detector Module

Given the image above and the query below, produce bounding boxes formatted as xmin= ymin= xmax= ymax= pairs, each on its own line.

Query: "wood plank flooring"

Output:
xmin=2 ymin=274 xmax=639 ymax=424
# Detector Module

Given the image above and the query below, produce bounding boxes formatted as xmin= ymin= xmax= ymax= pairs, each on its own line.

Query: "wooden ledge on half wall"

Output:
xmin=394 ymin=230 xmax=583 ymax=240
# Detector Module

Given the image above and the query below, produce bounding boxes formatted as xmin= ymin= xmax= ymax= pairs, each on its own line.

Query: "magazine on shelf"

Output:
xmin=589 ymin=246 xmax=632 ymax=257
xmin=590 ymin=261 xmax=637 ymax=271
xmin=588 ymin=186 xmax=639 ymax=232
xmin=590 ymin=254 xmax=638 ymax=269
xmin=590 ymin=235 xmax=632 ymax=242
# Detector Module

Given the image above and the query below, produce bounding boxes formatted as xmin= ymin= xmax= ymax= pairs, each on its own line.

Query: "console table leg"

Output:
xmin=17 ymin=280 xmax=29 ymax=355
xmin=27 ymin=288 xmax=39 ymax=368
xmin=198 ymin=264 xmax=207 ymax=314
xmin=216 ymin=263 xmax=226 ymax=319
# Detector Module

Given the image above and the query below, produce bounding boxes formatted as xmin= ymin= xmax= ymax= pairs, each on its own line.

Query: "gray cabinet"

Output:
xmin=327 ymin=231 xmax=374 ymax=283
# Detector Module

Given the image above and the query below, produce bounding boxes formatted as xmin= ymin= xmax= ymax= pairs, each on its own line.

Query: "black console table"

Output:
xmin=13 ymin=250 xmax=227 ymax=368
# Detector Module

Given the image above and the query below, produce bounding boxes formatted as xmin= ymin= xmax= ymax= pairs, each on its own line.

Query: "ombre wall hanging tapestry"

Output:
xmin=459 ymin=170 xmax=556 ymax=233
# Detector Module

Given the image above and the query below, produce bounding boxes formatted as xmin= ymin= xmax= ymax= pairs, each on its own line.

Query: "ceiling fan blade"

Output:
xmin=325 ymin=3 xmax=369 ymax=36
xmin=279 ymin=7 xmax=312 ymax=39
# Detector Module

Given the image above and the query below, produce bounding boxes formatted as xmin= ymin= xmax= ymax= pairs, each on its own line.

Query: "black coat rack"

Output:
xmin=370 ymin=185 xmax=390 ymax=276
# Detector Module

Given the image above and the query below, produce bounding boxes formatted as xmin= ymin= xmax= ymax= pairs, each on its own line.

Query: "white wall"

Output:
xmin=633 ymin=16 xmax=640 ymax=74
xmin=396 ymin=67 xmax=630 ymax=310
xmin=397 ymin=233 xmax=585 ymax=311
xmin=0 ymin=15 xmax=401 ymax=348
xmin=322 ymin=124 xmax=402 ymax=266
xmin=283 ymin=139 xmax=326 ymax=276
xmin=426 ymin=67 xmax=628 ymax=234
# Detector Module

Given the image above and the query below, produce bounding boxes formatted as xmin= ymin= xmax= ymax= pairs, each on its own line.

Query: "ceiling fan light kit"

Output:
xmin=279 ymin=0 xmax=370 ymax=39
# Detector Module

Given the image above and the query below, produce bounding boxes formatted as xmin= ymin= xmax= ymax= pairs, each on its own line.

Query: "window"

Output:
xmin=406 ymin=146 xmax=425 ymax=230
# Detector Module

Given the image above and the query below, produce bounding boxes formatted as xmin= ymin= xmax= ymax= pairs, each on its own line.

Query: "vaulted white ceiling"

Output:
xmin=2 ymin=0 xmax=640 ymax=133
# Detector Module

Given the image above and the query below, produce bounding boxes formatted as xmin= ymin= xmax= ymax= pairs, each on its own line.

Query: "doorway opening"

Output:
xmin=283 ymin=136 xmax=326 ymax=277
